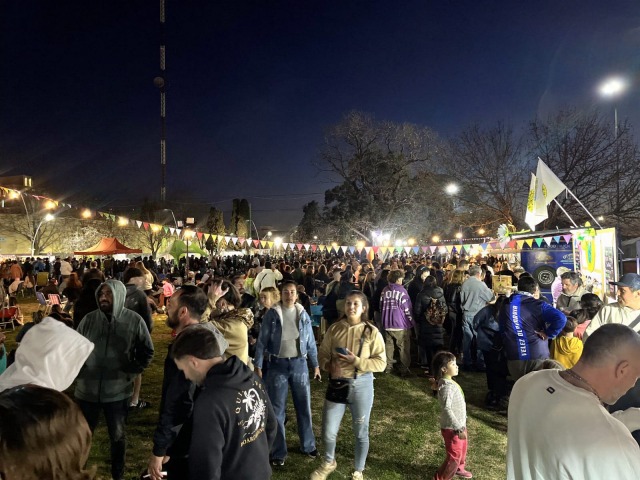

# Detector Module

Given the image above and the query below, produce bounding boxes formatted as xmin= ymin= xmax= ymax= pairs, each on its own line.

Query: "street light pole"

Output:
xmin=599 ymin=76 xmax=627 ymax=224
xmin=32 ymin=213 xmax=54 ymax=256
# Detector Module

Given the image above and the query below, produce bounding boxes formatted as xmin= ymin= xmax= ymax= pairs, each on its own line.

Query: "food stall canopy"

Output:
xmin=74 ymin=237 xmax=142 ymax=255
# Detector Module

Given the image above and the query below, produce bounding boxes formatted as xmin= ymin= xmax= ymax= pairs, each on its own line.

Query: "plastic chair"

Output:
xmin=0 ymin=306 xmax=20 ymax=330
xmin=36 ymin=291 xmax=52 ymax=315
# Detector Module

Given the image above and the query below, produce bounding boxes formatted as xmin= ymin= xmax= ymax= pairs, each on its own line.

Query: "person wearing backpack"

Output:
xmin=414 ymin=276 xmax=447 ymax=373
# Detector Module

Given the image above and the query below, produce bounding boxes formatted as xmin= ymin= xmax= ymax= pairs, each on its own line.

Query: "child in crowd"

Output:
xmin=550 ymin=316 xmax=583 ymax=369
xmin=569 ymin=293 xmax=603 ymax=340
xmin=432 ymin=351 xmax=472 ymax=480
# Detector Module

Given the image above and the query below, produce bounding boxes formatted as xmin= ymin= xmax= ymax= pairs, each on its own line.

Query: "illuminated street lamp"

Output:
xmin=445 ymin=183 xmax=459 ymax=195
xmin=478 ymin=228 xmax=486 ymax=235
xmin=432 ymin=235 xmax=440 ymax=243
xmin=81 ymin=209 xmax=92 ymax=219
xmin=32 ymin=213 xmax=54 ymax=256
xmin=455 ymin=232 xmax=463 ymax=239
xmin=599 ymin=76 xmax=628 ymax=138
xmin=599 ymin=76 xmax=629 ymax=227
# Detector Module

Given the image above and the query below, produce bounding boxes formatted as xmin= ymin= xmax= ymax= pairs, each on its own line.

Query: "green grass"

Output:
xmin=4 ymin=299 xmax=508 ymax=479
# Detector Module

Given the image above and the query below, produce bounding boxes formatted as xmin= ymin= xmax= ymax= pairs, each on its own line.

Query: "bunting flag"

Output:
xmin=534 ymin=238 xmax=543 ymax=247
xmin=480 ymin=243 xmax=489 ymax=251
xmin=430 ymin=246 xmax=437 ymax=253
xmin=553 ymin=235 xmax=561 ymax=244
xmin=311 ymin=244 xmax=317 ymax=252
xmin=296 ymin=243 xmax=303 ymax=250
xmin=543 ymin=236 xmax=553 ymax=246
xmin=516 ymin=240 xmax=525 ymax=250
xmin=136 ymin=220 xmax=142 ymax=228
xmin=563 ymin=234 xmax=572 ymax=243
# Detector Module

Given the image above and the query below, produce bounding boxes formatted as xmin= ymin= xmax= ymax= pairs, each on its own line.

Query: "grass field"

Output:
xmin=3 ymin=298 xmax=508 ymax=479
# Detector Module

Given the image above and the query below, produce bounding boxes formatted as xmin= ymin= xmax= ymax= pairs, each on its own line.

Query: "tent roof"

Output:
xmin=74 ymin=237 xmax=142 ymax=255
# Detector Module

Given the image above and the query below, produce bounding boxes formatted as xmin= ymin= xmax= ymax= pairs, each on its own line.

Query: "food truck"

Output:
xmin=497 ymin=227 xmax=619 ymax=302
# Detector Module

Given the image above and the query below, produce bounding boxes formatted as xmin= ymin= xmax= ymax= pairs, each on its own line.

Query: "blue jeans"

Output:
xmin=322 ymin=372 xmax=374 ymax=472
xmin=462 ymin=313 xmax=485 ymax=369
xmin=77 ymin=398 xmax=129 ymax=480
xmin=265 ymin=356 xmax=316 ymax=459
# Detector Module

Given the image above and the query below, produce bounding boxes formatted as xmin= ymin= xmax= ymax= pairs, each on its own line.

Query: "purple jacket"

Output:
xmin=380 ymin=283 xmax=415 ymax=330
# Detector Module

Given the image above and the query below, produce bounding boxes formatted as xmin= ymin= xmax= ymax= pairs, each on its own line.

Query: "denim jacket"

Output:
xmin=253 ymin=302 xmax=318 ymax=369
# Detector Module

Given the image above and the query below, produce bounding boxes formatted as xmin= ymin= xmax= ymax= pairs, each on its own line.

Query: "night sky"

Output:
xmin=2 ymin=1 xmax=639 ymax=233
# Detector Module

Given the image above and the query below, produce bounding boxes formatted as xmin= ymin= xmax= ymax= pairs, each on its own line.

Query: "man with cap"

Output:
xmin=551 ymin=266 xmax=570 ymax=305
xmin=583 ymin=273 xmax=640 ymax=445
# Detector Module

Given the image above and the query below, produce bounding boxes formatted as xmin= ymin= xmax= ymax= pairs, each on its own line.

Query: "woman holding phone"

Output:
xmin=310 ymin=290 xmax=386 ymax=480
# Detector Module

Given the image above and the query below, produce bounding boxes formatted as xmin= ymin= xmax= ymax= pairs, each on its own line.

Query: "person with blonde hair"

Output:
xmin=0 ymin=384 xmax=95 ymax=480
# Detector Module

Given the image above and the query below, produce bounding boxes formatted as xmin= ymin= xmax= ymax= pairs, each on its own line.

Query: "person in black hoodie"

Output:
xmin=172 ymin=324 xmax=277 ymax=480
xmin=414 ymin=276 xmax=447 ymax=372
xmin=147 ymin=285 xmax=228 ymax=480
xmin=407 ymin=265 xmax=429 ymax=305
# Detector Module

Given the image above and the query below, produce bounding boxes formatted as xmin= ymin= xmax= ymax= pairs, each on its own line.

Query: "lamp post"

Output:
xmin=599 ymin=76 xmax=628 ymax=225
xmin=32 ymin=213 xmax=54 ymax=256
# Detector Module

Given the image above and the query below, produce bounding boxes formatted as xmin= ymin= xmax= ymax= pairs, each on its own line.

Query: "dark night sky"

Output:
xmin=2 ymin=1 xmax=639 ymax=233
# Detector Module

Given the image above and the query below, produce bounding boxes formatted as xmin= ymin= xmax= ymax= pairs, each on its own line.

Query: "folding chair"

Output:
xmin=35 ymin=291 xmax=52 ymax=315
xmin=48 ymin=293 xmax=67 ymax=310
xmin=0 ymin=306 xmax=20 ymax=330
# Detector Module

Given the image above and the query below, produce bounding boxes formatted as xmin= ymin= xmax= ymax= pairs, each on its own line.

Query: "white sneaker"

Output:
xmin=310 ymin=460 xmax=337 ymax=480
xmin=352 ymin=472 xmax=364 ymax=480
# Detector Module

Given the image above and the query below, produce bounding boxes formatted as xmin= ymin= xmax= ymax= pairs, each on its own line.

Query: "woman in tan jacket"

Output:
xmin=207 ymin=279 xmax=254 ymax=365
xmin=311 ymin=290 xmax=386 ymax=480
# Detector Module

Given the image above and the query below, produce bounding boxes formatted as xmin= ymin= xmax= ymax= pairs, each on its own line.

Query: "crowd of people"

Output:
xmin=1 ymin=251 xmax=640 ymax=479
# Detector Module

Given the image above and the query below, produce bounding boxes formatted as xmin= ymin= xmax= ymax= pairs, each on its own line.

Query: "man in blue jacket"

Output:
xmin=254 ymin=280 xmax=321 ymax=467
xmin=76 ymin=279 xmax=154 ymax=480
xmin=499 ymin=276 xmax=566 ymax=381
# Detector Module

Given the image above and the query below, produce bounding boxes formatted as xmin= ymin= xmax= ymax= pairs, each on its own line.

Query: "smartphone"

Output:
xmin=335 ymin=347 xmax=348 ymax=355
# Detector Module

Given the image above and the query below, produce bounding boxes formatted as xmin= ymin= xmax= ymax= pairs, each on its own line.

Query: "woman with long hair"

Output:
xmin=310 ymin=290 xmax=386 ymax=480
xmin=134 ymin=261 xmax=154 ymax=294
xmin=62 ymin=272 xmax=83 ymax=312
xmin=444 ymin=269 xmax=465 ymax=356
xmin=570 ymin=293 xmax=603 ymax=340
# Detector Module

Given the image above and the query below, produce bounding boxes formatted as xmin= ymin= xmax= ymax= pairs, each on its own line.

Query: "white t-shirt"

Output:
xmin=583 ymin=303 xmax=640 ymax=339
xmin=507 ymin=369 xmax=640 ymax=480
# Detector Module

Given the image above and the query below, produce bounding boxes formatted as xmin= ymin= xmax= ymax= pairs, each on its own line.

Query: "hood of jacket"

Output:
xmin=421 ymin=285 xmax=444 ymax=300
xmin=94 ymin=279 xmax=127 ymax=318
xmin=0 ymin=317 xmax=94 ymax=392
xmin=554 ymin=336 xmax=582 ymax=355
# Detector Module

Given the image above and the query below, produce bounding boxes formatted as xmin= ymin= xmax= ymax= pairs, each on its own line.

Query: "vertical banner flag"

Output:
xmin=525 ymin=173 xmax=548 ymax=231
xmin=534 ymin=158 xmax=567 ymax=216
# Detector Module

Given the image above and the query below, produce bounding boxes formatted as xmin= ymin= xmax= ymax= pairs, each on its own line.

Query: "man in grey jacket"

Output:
xmin=76 ymin=279 xmax=154 ymax=480
xmin=460 ymin=265 xmax=494 ymax=371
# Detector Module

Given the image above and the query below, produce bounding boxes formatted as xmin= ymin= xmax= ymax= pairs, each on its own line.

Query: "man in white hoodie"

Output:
xmin=0 ymin=316 xmax=94 ymax=392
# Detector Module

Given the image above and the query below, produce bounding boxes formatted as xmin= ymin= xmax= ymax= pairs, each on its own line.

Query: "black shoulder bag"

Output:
xmin=325 ymin=324 xmax=372 ymax=404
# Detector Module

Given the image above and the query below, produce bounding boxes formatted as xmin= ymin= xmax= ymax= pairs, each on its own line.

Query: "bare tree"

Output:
xmin=444 ymin=123 xmax=530 ymax=231
xmin=314 ymin=111 xmax=448 ymax=243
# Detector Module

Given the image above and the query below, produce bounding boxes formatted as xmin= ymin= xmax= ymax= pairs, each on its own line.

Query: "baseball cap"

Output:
xmin=610 ymin=273 xmax=640 ymax=290
xmin=416 ymin=265 xmax=429 ymax=277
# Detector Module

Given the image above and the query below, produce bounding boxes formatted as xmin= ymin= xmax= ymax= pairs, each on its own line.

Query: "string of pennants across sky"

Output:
xmin=0 ymin=186 xmax=572 ymax=255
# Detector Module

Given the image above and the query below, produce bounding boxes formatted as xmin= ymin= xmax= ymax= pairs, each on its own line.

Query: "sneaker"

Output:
xmin=310 ymin=460 xmax=337 ymax=480
xmin=271 ymin=458 xmax=285 ymax=467
xmin=352 ymin=471 xmax=364 ymax=480
xmin=306 ymin=449 xmax=319 ymax=458
xmin=129 ymin=400 xmax=151 ymax=410
xmin=455 ymin=469 xmax=473 ymax=478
